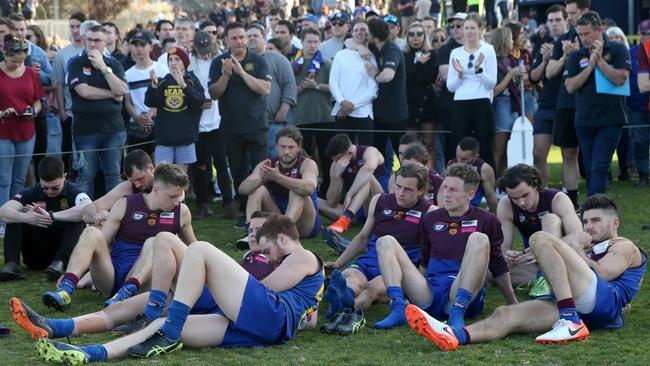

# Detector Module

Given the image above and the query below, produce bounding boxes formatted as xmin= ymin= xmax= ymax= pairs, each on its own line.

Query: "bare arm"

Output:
xmin=262 ymin=249 xmax=321 ymax=292
xmin=100 ymin=197 xmax=127 ymax=245
xmin=481 ymin=164 xmax=498 ymax=212
xmin=569 ymin=234 xmax=641 ymax=281
xmin=239 ymin=70 xmax=271 ymax=96
xmin=330 ymin=195 xmax=379 ymax=268
xmin=0 ymin=201 xmax=31 ymax=224
xmin=238 ymin=160 xmax=268 ymax=195
xmin=103 ymin=71 xmax=128 ymax=96
xmin=208 ymin=73 xmax=230 ymax=100
xmin=639 ymin=73 xmax=650 ymax=93
xmin=82 ymin=181 xmax=133 ymax=224
xmin=346 ymin=147 xmax=384 ymax=201
xmin=496 ymin=197 xmax=515 ymax=253
xmin=545 ymin=57 xmax=566 ymax=79
xmin=565 ymin=62 xmax=594 ymax=94
xmin=52 ymin=200 xmax=91 ymax=222
xmin=388 ymin=173 xmax=396 ymax=193
xmin=596 ymin=58 xmax=629 ymax=86
xmin=494 ymin=273 xmax=518 ymax=305
xmin=552 ymin=193 xmax=582 ymax=242
xmin=494 ymin=69 xmax=515 ymax=96
xmin=272 ymin=159 xmax=318 ymax=196
xmin=178 ymin=204 xmax=197 ymax=244
xmin=375 ymin=68 xmax=396 ymax=83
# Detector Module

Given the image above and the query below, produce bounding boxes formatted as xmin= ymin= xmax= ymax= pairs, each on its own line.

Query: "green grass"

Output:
xmin=1 ymin=147 xmax=649 ymax=365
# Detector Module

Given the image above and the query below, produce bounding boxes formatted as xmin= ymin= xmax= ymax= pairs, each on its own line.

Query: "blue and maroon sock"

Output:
xmin=557 ymin=297 xmax=580 ymax=325
xmin=448 ymin=288 xmax=472 ymax=328
xmin=342 ymin=210 xmax=355 ymax=220
xmin=57 ymin=273 xmax=79 ymax=297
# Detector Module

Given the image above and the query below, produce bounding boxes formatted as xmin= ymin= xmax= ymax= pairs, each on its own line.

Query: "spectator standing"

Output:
xmin=505 ymin=22 xmax=536 ymax=125
xmin=67 ymin=24 xmax=128 ymax=198
xmin=0 ymin=35 xmax=44 ymax=234
xmin=123 ymin=30 xmax=169 ymax=157
xmin=209 ymin=22 xmax=271 ymax=222
xmin=101 ymin=22 xmax=128 ymax=67
xmin=158 ymin=17 xmax=195 ymax=65
xmin=414 ymin=0 xmax=431 ymax=21
xmin=151 ymin=20 xmax=174 ymax=61
xmin=292 ymin=27 xmax=335 ymax=198
xmin=446 ymin=13 xmax=497 ymax=169
xmin=530 ymin=4 xmax=568 ymax=185
xmin=630 ymin=20 xmax=650 ymax=187
xmin=565 ymin=12 xmax=630 ymax=196
xmin=319 ymin=12 xmax=350 ymax=60
xmin=384 ymin=15 xmax=406 ymax=49
xmin=403 ymin=22 xmax=438 ymax=165
xmin=275 ymin=20 xmax=300 ymax=60
xmin=329 ymin=19 xmax=378 ymax=146
xmin=188 ymin=31 xmax=235 ymax=219
xmin=397 ymin=0 xmax=415 ymax=33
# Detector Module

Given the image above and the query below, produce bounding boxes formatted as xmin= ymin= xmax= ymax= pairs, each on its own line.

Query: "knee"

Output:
xmin=492 ymin=305 xmax=511 ymax=319
xmin=249 ymin=185 xmax=268 ymax=199
xmin=376 ymin=235 xmax=398 ymax=253
xmin=541 ymin=213 xmax=562 ymax=233
xmin=529 ymin=231 xmax=552 ymax=253
xmin=467 ymin=232 xmax=489 ymax=252
xmin=81 ymin=226 xmax=102 ymax=242
xmin=154 ymin=231 xmax=177 ymax=246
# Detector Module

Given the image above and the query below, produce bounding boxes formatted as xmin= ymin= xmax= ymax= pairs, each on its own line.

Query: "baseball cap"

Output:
xmin=329 ymin=12 xmax=350 ymax=24
xmin=383 ymin=14 xmax=400 ymax=25
xmin=639 ymin=20 xmax=650 ymax=34
xmin=129 ymin=30 xmax=152 ymax=45
xmin=301 ymin=14 xmax=319 ymax=25
xmin=193 ymin=31 xmax=213 ymax=56
xmin=448 ymin=12 xmax=468 ymax=22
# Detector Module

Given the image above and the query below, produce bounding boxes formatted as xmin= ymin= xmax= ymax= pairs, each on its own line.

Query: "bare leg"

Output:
xmin=317 ymin=197 xmax=343 ymax=221
xmin=561 ymin=147 xmax=580 ymax=192
xmin=354 ymin=276 xmax=388 ymax=311
xmin=507 ymin=263 xmax=539 ymax=286
xmin=123 ymin=237 xmax=156 ymax=289
xmin=347 ymin=182 xmax=371 ymax=214
xmin=288 ymin=192 xmax=317 ymax=239
xmin=376 ymin=235 xmax=431 ymax=306
xmin=72 ymin=293 xmax=149 ymax=335
xmin=529 ymin=231 xmax=594 ymax=301
xmin=540 ymin=213 xmax=562 ymax=238
xmin=245 ymin=186 xmax=280 ymax=222
xmin=493 ymin=133 xmax=509 ymax=178
xmin=449 ymin=233 xmax=490 ymax=301
xmin=467 ymin=300 xmax=558 ymax=343
xmin=151 ymin=232 xmax=188 ymax=292
xmin=172 ymin=241 xmax=249 ymax=322
xmin=65 ymin=226 xmax=115 ymax=296
xmin=533 ymin=134 xmax=552 ymax=186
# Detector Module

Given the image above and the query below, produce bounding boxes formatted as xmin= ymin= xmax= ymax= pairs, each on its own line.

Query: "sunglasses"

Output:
xmin=432 ymin=37 xmax=446 ymax=42
xmin=331 ymin=21 xmax=346 ymax=27
xmin=207 ymin=31 xmax=218 ymax=35
xmin=467 ymin=54 xmax=475 ymax=69
xmin=451 ymin=24 xmax=463 ymax=29
xmin=408 ymin=31 xmax=424 ymax=37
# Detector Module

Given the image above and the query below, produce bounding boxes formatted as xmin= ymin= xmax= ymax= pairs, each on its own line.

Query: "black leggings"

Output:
xmin=33 ymin=113 xmax=48 ymax=179
xmin=450 ymin=98 xmax=496 ymax=169
xmin=193 ymin=129 xmax=233 ymax=205
xmin=3 ymin=222 xmax=85 ymax=269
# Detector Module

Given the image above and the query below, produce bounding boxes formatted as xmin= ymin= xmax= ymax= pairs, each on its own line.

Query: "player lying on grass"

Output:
xmin=406 ymin=194 xmax=646 ymax=350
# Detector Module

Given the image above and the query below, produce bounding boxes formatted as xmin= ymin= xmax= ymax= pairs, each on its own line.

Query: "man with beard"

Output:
xmin=239 ymin=126 xmax=321 ymax=239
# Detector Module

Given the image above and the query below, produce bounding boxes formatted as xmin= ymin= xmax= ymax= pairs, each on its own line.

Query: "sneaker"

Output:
xmin=104 ymin=284 xmax=137 ymax=307
xmin=0 ymin=261 xmax=26 ymax=281
xmin=111 ymin=314 xmax=153 ymax=336
xmin=45 ymin=260 xmax=65 ymax=282
xmin=37 ymin=338 xmax=90 ymax=365
xmin=320 ymin=312 xmax=346 ymax=334
xmin=405 ymin=304 xmax=459 ymax=351
xmin=233 ymin=216 xmax=247 ymax=230
xmin=127 ymin=330 xmax=183 ymax=358
xmin=9 ymin=297 xmax=53 ymax=339
xmin=328 ymin=215 xmax=351 ymax=234
xmin=323 ymin=228 xmax=349 ymax=253
xmin=535 ymin=319 xmax=590 ymax=344
xmin=529 ymin=276 xmax=553 ymax=299
xmin=334 ymin=310 xmax=366 ymax=335
xmin=42 ymin=290 xmax=72 ymax=312
xmin=235 ymin=234 xmax=250 ymax=250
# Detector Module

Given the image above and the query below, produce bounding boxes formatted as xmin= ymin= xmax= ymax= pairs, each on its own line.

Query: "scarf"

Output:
xmin=292 ymin=50 xmax=325 ymax=76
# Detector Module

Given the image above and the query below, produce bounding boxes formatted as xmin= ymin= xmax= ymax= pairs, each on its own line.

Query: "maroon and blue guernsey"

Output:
xmin=425 ymin=169 xmax=444 ymax=206
xmin=263 ymin=155 xmax=307 ymax=198
xmin=341 ymin=145 xmax=388 ymax=189
xmin=447 ymin=158 xmax=486 ymax=206
xmin=420 ymin=206 xmax=508 ymax=280
xmin=115 ymin=193 xmax=181 ymax=245
xmin=510 ymin=188 xmax=559 ymax=247
xmin=370 ymin=193 xmax=432 ymax=250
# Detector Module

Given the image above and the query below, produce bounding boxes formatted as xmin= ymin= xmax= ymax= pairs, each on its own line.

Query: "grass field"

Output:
xmin=1 ymin=147 xmax=649 ymax=365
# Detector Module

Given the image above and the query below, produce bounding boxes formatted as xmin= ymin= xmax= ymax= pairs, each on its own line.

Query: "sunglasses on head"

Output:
xmin=6 ymin=37 xmax=28 ymax=52
xmin=384 ymin=15 xmax=399 ymax=24
xmin=408 ymin=31 xmax=424 ymax=37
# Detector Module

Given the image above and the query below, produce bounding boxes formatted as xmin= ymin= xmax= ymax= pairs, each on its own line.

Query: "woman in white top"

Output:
xmin=446 ymin=13 xmax=498 ymax=169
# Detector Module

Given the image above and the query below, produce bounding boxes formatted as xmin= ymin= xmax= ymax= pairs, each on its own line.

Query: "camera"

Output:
xmin=21 ymin=106 xmax=35 ymax=118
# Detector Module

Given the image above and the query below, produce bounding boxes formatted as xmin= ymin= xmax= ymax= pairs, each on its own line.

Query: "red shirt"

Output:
xmin=0 ymin=66 xmax=44 ymax=141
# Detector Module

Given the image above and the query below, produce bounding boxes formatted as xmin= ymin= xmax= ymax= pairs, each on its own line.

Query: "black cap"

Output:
xmin=129 ymin=30 xmax=153 ymax=45
xmin=329 ymin=12 xmax=350 ymax=24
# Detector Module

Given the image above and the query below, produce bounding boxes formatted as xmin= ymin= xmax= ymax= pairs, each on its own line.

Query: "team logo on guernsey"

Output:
xmin=449 ymin=228 xmax=458 ymax=235
xmin=461 ymin=220 xmax=478 ymax=233
xmin=245 ymin=63 xmax=254 ymax=72
xmin=160 ymin=212 xmax=175 ymax=225
xmin=579 ymin=57 xmax=589 ymax=68
xmin=83 ymin=66 xmax=92 ymax=76
xmin=383 ymin=209 xmax=396 ymax=216
xmin=433 ymin=222 xmax=448 ymax=231
xmin=425 ymin=193 xmax=435 ymax=201
xmin=290 ymin=168 xmax=299 ymax=178
xmin=405 ymin=210 xmax=422 ymax=224
xmin=59 ymin=198 xmax=69 ymax=210
xmin=132 ymin=211 xmax=146 ymax=221
xmin=519 ymin=215 xmax=526 ymax=223
xmin=148 ymin=213 xmax=157 ymax=225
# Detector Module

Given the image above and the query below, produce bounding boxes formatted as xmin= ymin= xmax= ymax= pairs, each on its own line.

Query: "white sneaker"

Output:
xmin=405 ymin=304 xmax=459 ymax=351
xmin=535 ymin=319 xmax=589 ymax=344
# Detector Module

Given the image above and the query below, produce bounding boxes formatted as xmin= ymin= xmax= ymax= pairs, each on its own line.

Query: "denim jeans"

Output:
xmin=575 ymin=125 xmax=622 ymax=196
xmin=74 ymin=131 xmax=127 ymax=198
xmin=268 ymin=122 xmax=286 ymax=158
xmin=46 ymin=112 xmax=62 ymax=157
xmin=0 ymin=136 xmax=36 ymax=206
xmin=627 ymin=109 xmax=650 ymax=175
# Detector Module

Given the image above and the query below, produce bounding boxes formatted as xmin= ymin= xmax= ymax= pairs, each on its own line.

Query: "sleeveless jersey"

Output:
xmin=425 ymin=169 xmax=444 ymax=206
xmin=510 ymin=188 xmax=560 ymax=243
xmin=278 ymin=253 xmax=325 ymax=341
xmin=342 ymin=145 xmax=388 ymax=189
xmin=241 ymin=251 xmax=275 ymax=280
xmin=448 ymin=157 xmax=486 ymax=206
xmin=368 ymin=193 xmax=432 ymax=253
xmin=421 ymin=206 xmax=508 ymax=279
xmin=263 ymin=155 xmax=307 ymax=198
xmin=114 ymin=193 xmax=182 ymax=245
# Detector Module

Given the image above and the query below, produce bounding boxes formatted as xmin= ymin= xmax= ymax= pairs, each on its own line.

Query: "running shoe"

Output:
xmin=405 ymin=304 xmax=459 ymax=351
xmin=9 ymin=297 xmax=53 ymax=339
xmin=235 ymin=234 xmax=250 ymax=250
xmin=42 ymin=290 xmax=72 ymax=312
xmin=529 ymin=276 xmax=553 ymax=299
xmin=535 ymin=319 xmax=590 ymax=344
xmin=334 ymin=310 xmax=366 ymax=335
xmin=328 ymin=215 xmax=351 ymax=234
xmin=37 ymin=338 xmax=89 ymax=365
xmin=320 ymin=312 xmax=346 ymax=334
xmin=111 ymin=314 xmax=153 ymax=336
xmin=323 ymin=228 xmax=349 ymax=253
xmin=127 ymin=330 xmax=183 ymax=358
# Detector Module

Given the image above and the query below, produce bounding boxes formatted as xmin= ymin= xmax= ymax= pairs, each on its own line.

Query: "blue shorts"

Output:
xmin=421 ymin=275 xmax=486 ymax=320
xmin=271 ymin=192 xmax=321 ymax=238
xmin=378 ymin=174 xmax=389 ymax=193
xmin=470 ymin=190 xmax=484 ymax=207
xmin=493 ymin=96 xmax=517 ymax=133
xmin=533 ymin=109 xmax=555 ymax=135
xmin=192 ymin=275 xmax=287 ymax=348
xmin=109 ymin=241 xmax=143 ymax=295
xmin=154 ymin=143 xmax=197 ymax=165
xmin=579 ymin=270 xmax=623 ymax=329
xmin=348 ymin=238 xmax=420 ymax=281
